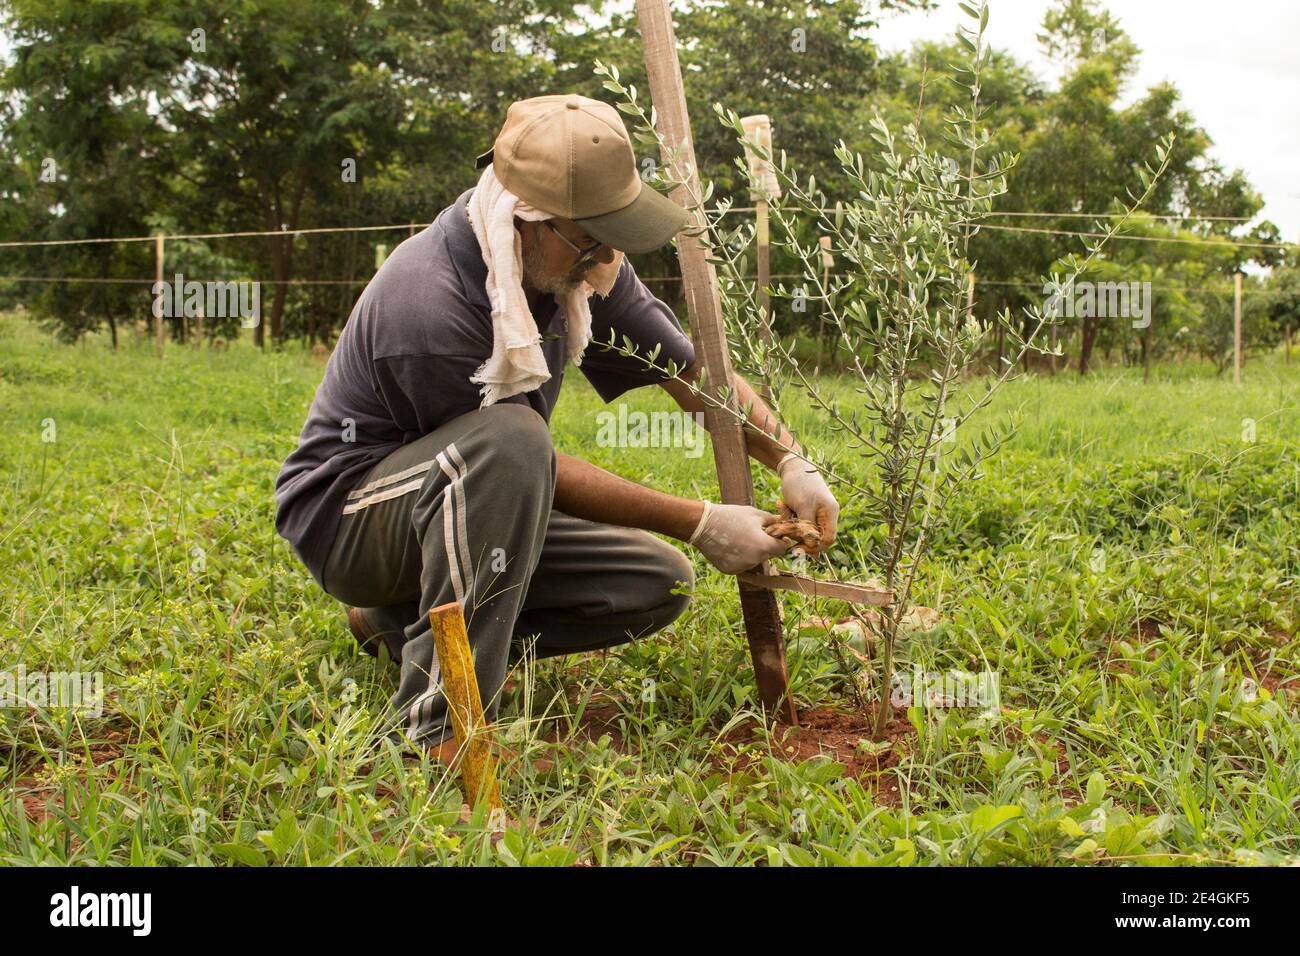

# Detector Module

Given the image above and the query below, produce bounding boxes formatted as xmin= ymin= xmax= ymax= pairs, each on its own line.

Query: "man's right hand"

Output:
xmin=688 ymin=501 xmax=791 ymax=574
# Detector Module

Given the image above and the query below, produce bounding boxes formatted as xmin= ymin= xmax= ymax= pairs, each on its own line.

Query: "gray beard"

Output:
xmin=522 ymin=233 xmax=581 ymax=296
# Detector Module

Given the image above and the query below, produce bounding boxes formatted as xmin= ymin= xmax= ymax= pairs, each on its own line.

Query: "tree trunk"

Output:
xmin=1078 ymin=316 xmax=1099 ymax=376
xmin=1142 ymin=320 xmax=1153 ymax=383
xmin=269 ymin=234 xmax=289 ymax=346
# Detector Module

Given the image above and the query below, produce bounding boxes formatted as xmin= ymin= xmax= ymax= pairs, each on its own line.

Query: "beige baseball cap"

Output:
xmin=475 ymin=93 xmax=688 ymax=254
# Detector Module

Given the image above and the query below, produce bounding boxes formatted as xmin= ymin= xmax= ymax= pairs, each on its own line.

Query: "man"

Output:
xmin=275 ymin=94 xmax=839 ymax=757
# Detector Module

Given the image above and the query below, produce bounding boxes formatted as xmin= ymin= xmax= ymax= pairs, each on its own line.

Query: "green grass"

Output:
xmin=1 ymin=313 xmax=1297 ymax=866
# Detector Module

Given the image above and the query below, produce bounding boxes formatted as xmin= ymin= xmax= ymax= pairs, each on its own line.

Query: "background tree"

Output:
xmin=1265 ymin=256 xmax=1300 ymax=362
xmin=0 ymin=0 xmax=1286 ymax=364
xmin=0 ymin=0 xmax=175 ymax=346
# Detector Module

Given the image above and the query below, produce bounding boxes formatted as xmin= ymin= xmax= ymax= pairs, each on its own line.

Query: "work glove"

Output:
xmin=776 ymin=453 xmax=839 ymax=556
xmin=689 ymin=501 xmax=791 ymax=574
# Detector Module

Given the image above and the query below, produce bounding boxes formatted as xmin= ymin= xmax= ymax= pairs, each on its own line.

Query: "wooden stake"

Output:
xmin=638 ymin=0 xmax=796 ymax=724
xmin=154 ymin=232 xmax=165 ymax=358
xmin=428 ymin=601 xmax=502 ymax=813
xmin=1233 ymin=270 xmax=1243 ymax=385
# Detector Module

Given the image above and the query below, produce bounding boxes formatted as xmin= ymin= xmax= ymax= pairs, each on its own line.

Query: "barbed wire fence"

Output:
xmin=1 ymin=209 xmax=1294 ymax=358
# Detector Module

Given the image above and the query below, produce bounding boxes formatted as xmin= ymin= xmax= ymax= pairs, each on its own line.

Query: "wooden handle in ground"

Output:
xmin=429 ymin=601 xmax=502 ymax=813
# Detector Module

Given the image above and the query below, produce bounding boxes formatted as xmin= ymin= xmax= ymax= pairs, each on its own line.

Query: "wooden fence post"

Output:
xmin=818 ymin=235 xmax=832 ymax=366
xmin=154 ymin=232 xmax=165 ymax=358
xmin=1233 ymin=270 xmax=1243 ymax=384
xmin=740 ymin=115 xmax=778 ymax=352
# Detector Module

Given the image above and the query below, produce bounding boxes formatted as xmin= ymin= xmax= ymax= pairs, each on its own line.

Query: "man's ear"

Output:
xmin=514 ymin=216 xmax=536 ymax=245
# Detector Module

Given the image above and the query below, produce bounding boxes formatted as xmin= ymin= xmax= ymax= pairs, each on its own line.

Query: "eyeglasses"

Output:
xmin=540 ymin=220 xmax=605 ymax=270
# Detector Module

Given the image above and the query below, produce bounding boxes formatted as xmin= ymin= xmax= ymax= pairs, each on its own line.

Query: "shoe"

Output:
xmin=347 ymin=607 xmax=385 ymax=658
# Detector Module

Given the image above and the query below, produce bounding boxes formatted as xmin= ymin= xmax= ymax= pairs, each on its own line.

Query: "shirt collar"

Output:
xmin=444 ymin=188 xmax=492 ymax=314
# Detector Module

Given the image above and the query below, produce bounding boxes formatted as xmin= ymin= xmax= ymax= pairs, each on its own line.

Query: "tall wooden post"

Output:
xmin=154 ymin=232 xmax=165 ymax=358
xmin=638 ymin=0 xmax=796 ymax=724
xmin=1233 ymin=270 xmax=1243 ymax=384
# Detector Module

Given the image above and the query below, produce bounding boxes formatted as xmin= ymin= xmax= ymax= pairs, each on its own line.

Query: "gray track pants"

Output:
xmin=320 ymin=403 xmax=694 ymax=748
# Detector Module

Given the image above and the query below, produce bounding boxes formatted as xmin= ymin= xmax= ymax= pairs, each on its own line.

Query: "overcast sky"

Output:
xmin=872 ymin=0 xmax=1300 ymax=242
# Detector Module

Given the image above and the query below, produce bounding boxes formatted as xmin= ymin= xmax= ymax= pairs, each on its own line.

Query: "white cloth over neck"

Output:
xmin=464 ymin=163 xmax=622 ymax=407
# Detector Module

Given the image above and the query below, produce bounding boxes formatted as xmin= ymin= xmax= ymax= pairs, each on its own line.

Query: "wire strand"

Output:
xmin=0 ymin=213 xmax=1291 ymax=250
xmin=0 ymin=222 xmax=429 ymax=249
xmin=3 ymin=272 xmax=1287 ymax=297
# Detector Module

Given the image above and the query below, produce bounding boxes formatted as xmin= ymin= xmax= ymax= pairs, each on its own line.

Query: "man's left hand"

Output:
xmin=777 ymin=453 xmax=839 ymax=556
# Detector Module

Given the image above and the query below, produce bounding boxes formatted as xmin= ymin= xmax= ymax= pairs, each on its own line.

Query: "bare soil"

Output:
xmin=11 ymin=726 xmax=130 ymax=824
xmin=712 ymin=703 xmax=915 ymax=806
